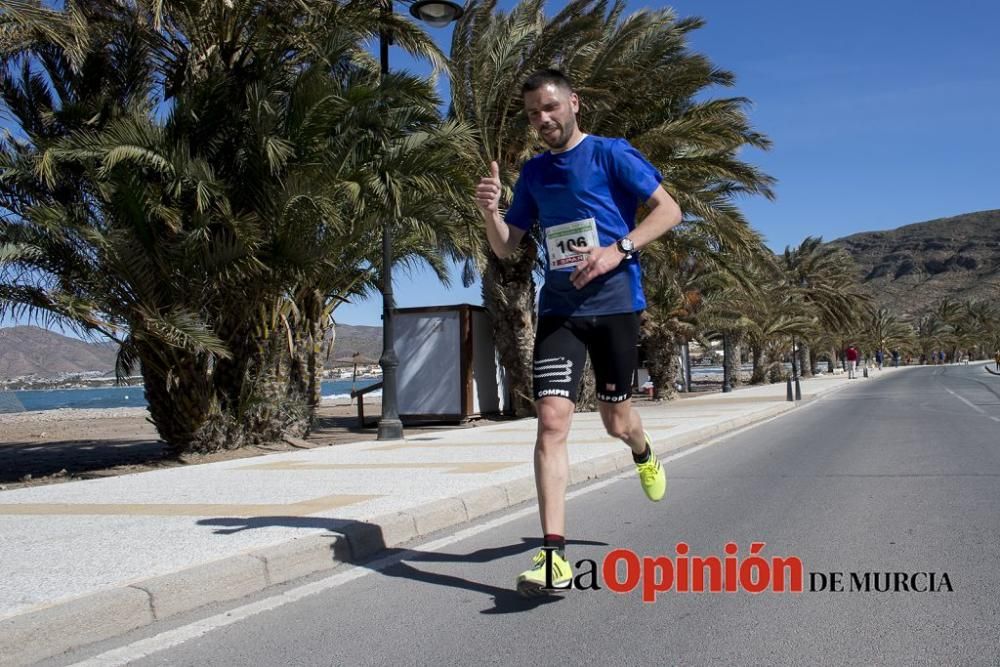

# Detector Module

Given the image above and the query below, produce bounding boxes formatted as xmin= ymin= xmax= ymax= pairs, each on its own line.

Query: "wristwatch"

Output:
xmin=616 ymin=237 xmax=635 ymax=259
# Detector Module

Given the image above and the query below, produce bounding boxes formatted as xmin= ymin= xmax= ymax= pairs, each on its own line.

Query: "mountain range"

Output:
xmin=0 ymin=323 xmax=384 ymax=380
xmin=0 ymin=327 xmax=119 ymax=379
xmin=827 ymin=209 xmax=1000 ymax=316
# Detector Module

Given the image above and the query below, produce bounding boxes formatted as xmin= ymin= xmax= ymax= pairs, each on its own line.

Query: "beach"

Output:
xmin=0 ymin=399 xmax=366 ymax=439
xmin=0 ymin=399 xmax=388 ymax=490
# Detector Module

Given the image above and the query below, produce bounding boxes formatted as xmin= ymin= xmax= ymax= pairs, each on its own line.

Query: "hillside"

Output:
xmin=0 ymin=326 xmax=118 ymax=378
xmin=0 ymin=323 xmax=384 ymax=379
xmin=827 ymin=209 xmax=1000 ymax=316
xmin=329 ymin=324 xmax=383 ymax=364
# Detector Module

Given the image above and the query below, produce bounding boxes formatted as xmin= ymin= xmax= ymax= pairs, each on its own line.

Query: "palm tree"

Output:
xmin=858 ymin=307 xmax=915 ymax=365
xmin=0 ymin=0 xmax=478 ymax=453
xmin=914 ymin=310 xmax=953 ymax=364
xmin=638 ymin=226 xmax=770 ymax=396
xmin=964 ymin=300 xmax=1000 ymax=360
xmin=944 ymin=300 xmax=986 ymax=362
xmin=780 ymin=237 xmax=870 ymax=375
xmin=700 ymin=257 xmax=814 ymax=385
xmin=638 ymin=234 xmax=706 ymax=399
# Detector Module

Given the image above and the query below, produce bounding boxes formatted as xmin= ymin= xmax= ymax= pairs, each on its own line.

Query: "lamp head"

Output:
xmin=409 ymin=0 xmax=463 ymax=27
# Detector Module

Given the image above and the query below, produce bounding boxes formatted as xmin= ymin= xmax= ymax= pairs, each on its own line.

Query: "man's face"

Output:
xmin=523 ymin=83 xmax=579 ymax=150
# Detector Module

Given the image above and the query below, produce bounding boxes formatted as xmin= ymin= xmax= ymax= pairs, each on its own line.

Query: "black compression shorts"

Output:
xmin=532 ymin=312 xmax=640 ymax=404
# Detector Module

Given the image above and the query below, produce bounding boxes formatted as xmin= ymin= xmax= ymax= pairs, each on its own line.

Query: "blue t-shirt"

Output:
xmin=504 ymin=135 xmax=661 ymax=317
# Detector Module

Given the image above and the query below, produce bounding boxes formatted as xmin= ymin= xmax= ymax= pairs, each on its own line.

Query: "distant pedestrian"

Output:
xmin=995 ymin=350 xmax=1000 ymax=372
xmin=875 ymin=349 xmax=883 ymax=370
xmin=892 ymin=350 xmax=900 ymax=367
xmin=846 ymin=344 xmax=859 ymax=379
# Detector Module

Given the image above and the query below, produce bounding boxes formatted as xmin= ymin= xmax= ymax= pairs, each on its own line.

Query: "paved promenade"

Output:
xmin=0 ymin=368 xmax=905 ymax=666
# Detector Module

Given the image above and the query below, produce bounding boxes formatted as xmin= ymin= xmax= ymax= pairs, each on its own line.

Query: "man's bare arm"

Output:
xmin=624 ymin=185 xmax=683 ymax=250
xmin=476 ymin=161 xmax=527 ymax=259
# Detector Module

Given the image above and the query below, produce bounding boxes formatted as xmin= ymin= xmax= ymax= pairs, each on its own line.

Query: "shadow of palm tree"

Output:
xmin=0 ymin=438 xmax=167 ymax=482
xmin=198 ymin=516 xmax=607 ymax=614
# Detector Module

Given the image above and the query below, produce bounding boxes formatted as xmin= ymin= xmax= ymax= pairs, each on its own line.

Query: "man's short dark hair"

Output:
xmin=521 ymin=69 xmax=574 ymax=95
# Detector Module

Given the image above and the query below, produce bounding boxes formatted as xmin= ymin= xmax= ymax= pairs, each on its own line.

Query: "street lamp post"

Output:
xmin=683 ymin=340 xmax=692 ymax=392
xmin=791 ymin=335 xmax=798 ymax=379
xmin=376 ymin=0 xmax=463 ymax=441
xmin=791 ymin=335 xmax=801 ymax=401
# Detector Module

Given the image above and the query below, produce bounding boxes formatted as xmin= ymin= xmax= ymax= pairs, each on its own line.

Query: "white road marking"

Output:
xmin=943 ymin=386 xmax=1000 ymax=421
xmin=944 ymin=387 xmax=1000 ymax=422
xmin=66 ymin=409 xmax=801 ymax=666
xmin=945 ymin=387 xmax=985 ymax=414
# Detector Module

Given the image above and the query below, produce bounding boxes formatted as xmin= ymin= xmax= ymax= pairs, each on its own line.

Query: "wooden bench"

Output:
xmin=350 ymin=381 xmax=383 ymax=427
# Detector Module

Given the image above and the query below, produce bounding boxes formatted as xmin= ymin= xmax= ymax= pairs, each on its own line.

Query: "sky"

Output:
xmin=4 ymin=0 xmax=999 ymax=331
xmin=333 ymin=0 xmax=1000 ymax=326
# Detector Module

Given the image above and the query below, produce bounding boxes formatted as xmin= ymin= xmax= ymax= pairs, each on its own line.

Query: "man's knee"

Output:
xmin=536 ymin=398 xmax=573 ymax=448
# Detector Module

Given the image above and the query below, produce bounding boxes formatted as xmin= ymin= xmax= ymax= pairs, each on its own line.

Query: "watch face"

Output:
xmin=619 ymin=238 xmax=634 ymax=252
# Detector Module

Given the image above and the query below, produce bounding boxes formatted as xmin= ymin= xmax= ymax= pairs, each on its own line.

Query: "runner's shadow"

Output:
xmin=198 ymin=516 xmax=606 ymax=614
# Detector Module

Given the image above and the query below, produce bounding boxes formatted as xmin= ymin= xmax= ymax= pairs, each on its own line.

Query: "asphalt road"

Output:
xmin=51 ymin=365 xmax=1000 ymax=666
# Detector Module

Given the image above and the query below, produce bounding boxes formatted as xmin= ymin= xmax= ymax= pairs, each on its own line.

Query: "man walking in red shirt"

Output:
xmin=846 ymin=344 xmax=859 ymax=379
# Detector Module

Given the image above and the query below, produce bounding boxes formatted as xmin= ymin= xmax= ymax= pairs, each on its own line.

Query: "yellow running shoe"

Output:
xmin=516 ymin=549 xmax=573 ymax=597
xmin=636 ymin=431 xmax=666 ymax=501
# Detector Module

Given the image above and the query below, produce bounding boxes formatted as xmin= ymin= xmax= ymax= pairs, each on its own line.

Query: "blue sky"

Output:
xmin=4 ymin=0 xmax=998 ymax=331
xmin=334 ymin=0 xmax=1000 ymax=326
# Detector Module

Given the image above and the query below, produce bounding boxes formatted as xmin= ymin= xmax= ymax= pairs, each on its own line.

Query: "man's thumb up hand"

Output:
xmin=475 ymin=160 xmax=502 ymax=213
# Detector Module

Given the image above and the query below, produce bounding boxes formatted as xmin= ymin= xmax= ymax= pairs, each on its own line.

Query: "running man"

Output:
xmin=474 ymin=70 xmax=683 ymax=596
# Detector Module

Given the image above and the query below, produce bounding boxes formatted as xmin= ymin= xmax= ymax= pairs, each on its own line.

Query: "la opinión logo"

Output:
xmin=539 ymin=543 xmax=953 ymax=600
xmin=541 ymin=542 xmax=802 ymax=602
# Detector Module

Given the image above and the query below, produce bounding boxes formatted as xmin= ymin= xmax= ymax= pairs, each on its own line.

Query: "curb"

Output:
xmin=0 ymin=387 xmax=830 ymax=666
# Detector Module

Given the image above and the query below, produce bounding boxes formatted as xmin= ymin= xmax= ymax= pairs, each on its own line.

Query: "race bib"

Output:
xmin=545 ymin=217 xmax=599 ymax=270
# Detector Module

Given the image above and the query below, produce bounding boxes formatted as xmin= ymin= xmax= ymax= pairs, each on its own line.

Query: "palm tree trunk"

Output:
xmin=288 ymin=287 xmax=326 ymax=416
xmin=800 ymin=342 xmax=813 ymax=377
xmin=642 ymin=324 xmax=677 ymax=400
xmin=482 ymin=246 xmax=537 ymax=417
xmin=725 ymin=335 xmax=743 ymax=386
xmin=288 ymin=320 xmax=324 ymax=433
xmin=140 ymin=348 xmax=229 ymax=457
xmin=766 ymin=347 xmax=784 ymax=383
xmin=750 ymin=345 xmax=766 ymax=384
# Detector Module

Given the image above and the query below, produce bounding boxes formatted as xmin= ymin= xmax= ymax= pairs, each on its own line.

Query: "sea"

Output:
xmin=0 ymin=378 xmax=381 ymax=414
xmin=0 ymin=365 xmax=758 ymax=414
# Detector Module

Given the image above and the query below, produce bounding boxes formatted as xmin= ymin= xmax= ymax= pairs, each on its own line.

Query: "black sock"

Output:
xmin=543 ymin=534 xmax=566 ymax=558
xmin=632 ymin=444 xmax=651 ymax=464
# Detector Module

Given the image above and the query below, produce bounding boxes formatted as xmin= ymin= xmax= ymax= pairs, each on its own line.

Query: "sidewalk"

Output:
xmin=0 ymin=367 xmax=903 ymax=666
